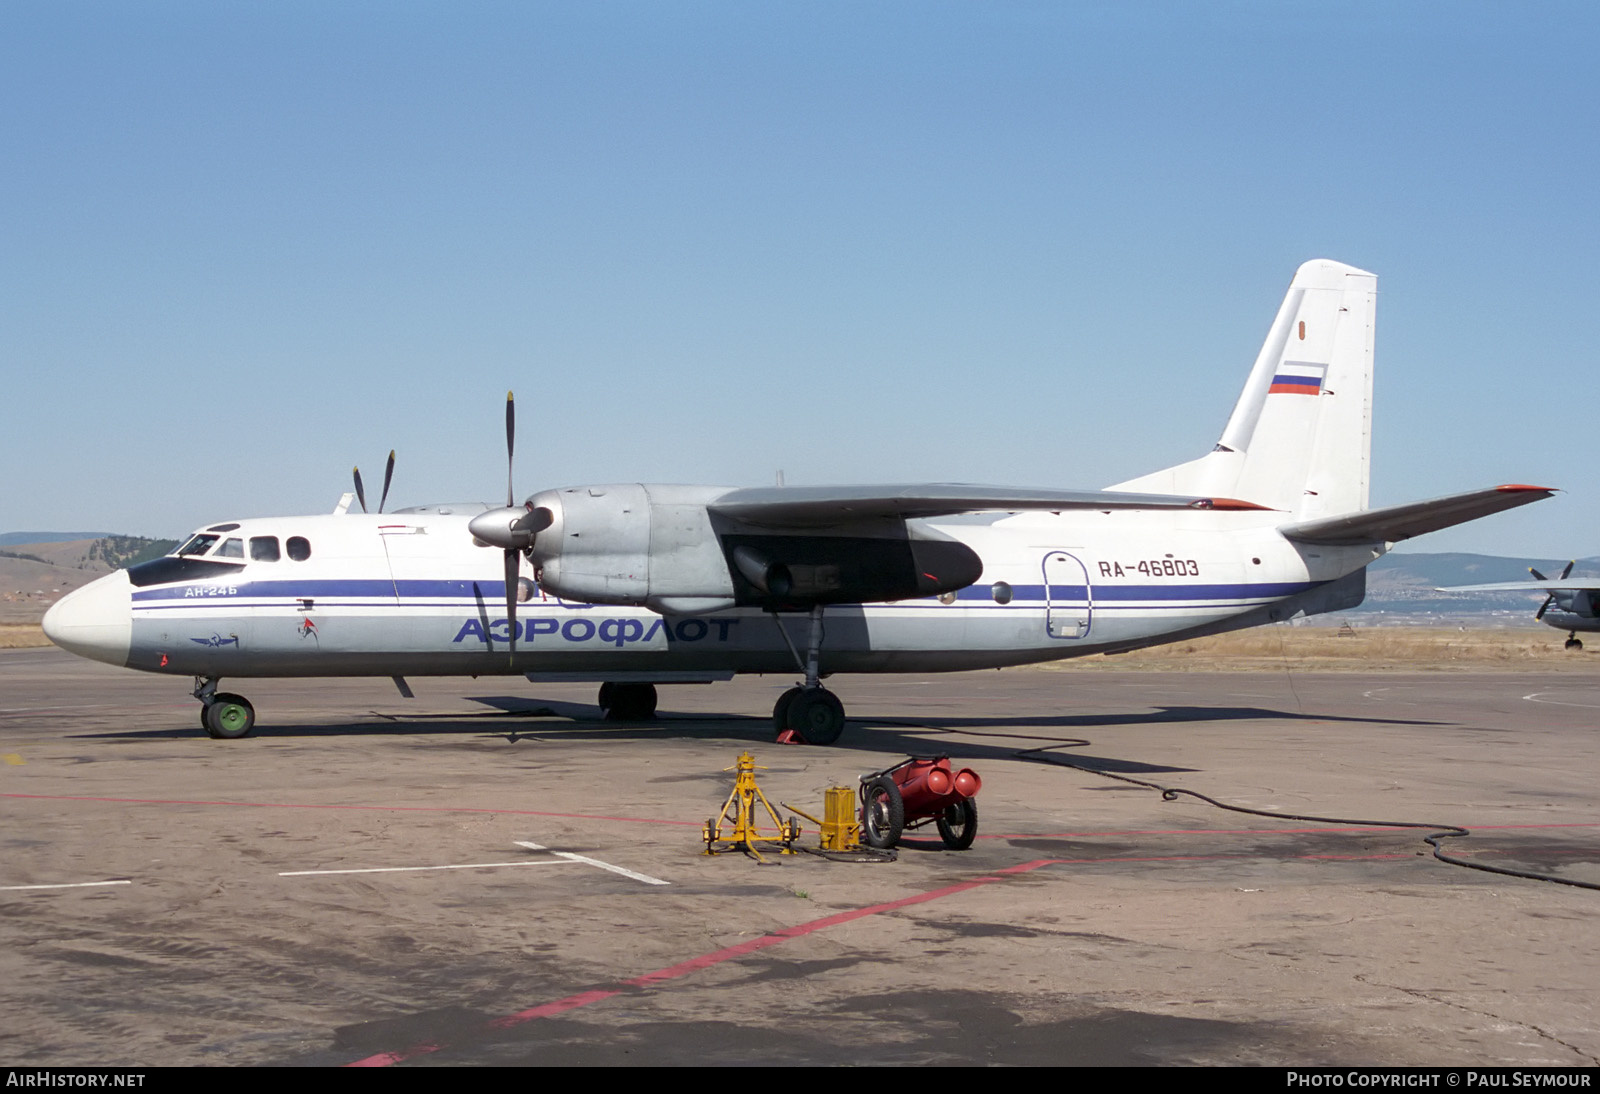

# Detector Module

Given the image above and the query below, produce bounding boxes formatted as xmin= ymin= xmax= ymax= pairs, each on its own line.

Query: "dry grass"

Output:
xmin=1037 ymin=625 xmax=1596 ymax=672
xmin=0 ymin=624 xmax=49 ymax=649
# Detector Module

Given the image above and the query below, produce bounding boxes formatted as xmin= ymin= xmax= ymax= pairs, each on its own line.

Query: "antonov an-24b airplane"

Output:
xmin=43 ymin=260 xmax=1553 ymax=743
xmin=1443 ymin=561 xmax=1599 ymax=650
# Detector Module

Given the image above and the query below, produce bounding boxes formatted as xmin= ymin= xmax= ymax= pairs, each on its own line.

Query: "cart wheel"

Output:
xmin=861 ymin=775 xmax=904 ymax=849
xmin=935 ymin=799 xmax=978 ymax=850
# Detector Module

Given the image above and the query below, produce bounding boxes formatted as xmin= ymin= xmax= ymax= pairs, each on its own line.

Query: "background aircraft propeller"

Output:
xmin=1530 ymin=560 xmax=1575 ymax=620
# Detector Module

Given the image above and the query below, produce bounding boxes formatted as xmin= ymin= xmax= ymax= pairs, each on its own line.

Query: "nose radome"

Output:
xmin=42 ymin=571 xmax=133 ymax=667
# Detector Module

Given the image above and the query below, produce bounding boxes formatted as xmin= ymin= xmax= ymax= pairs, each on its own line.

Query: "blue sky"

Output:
xmin=3 ymin=1 xmax=1595 ymax=557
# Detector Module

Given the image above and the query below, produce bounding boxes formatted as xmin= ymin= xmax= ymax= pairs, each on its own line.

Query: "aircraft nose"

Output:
xmin=42 ymin=570 xmax=133 ymax=667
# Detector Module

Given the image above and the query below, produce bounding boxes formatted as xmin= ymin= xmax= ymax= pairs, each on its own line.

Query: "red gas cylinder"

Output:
xmin=952 ymin=767 xmax=981 ymax=799
xmin=893 ymin=757 xmax=980 ymax=818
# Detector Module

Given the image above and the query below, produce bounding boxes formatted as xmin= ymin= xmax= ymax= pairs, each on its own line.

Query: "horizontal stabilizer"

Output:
xmin=710 ymin=483 xmax=1267 ymax=528
xmin=1278 ymin=485 xmax=1555 ymax=546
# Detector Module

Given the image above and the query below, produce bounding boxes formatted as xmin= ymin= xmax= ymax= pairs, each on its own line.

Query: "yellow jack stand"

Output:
xmin=703 ymin=752 xmax=802 ymax=861
xmin=784 ymin=787 xmax=862 ymax=852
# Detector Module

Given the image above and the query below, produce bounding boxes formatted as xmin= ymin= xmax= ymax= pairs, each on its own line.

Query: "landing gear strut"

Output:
xmin=598 ymin=681 xmax=658 ymax=721
xmin=193 ymin=677 xmax=256 ymax=739
xmin=770 ymin=606 xmax=847 ymax=746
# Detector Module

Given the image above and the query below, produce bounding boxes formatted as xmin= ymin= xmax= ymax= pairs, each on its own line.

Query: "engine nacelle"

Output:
xmin=529 ymin=484 xmax=659 ymax=606
xmin=524 ymin=483 xmax=983 ymax=611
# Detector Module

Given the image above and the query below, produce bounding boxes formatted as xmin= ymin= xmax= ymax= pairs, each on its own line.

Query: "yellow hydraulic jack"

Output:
xmin=703 ymin=752 xmax=802 ymax=861
xmin=783 ymin=787 xmax=862 ymax=852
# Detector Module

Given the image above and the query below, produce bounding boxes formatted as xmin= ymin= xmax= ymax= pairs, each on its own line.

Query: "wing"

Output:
xmin=1277 ymin=485 xmax=1555 ymax=546
xmin=708 ymin=483 xmax=1267 ymax=529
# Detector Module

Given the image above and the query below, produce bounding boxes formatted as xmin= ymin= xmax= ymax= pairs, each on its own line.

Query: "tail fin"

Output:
xmin=1107 ymin=259 xmax=1377 ymax=517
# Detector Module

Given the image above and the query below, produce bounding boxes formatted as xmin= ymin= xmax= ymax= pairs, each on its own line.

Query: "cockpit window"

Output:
xmin=216 ymin=538 xmax=244 ymax=558
xmin=286 ymin=536 xmax=312 ymax=561
xmin=250 ymin=536 xmax=281 ymax=562
xmin=176 ymin=534 xmax=220 ymax=557
xmin=128 ymin=556 xmax=244 ymax=588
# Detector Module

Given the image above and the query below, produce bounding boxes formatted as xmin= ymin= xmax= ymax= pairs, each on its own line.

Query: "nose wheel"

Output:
xmin=203 ymin=694 xmax=256 ymax=739
xmin=193 ymin=678 xmax=257 ymax=739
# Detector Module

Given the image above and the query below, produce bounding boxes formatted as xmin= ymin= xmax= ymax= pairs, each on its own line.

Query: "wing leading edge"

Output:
xmin=1278 ymin=485 xmax=1556 ymax=546
xmin=708 ymin=483 xmax=1268 ymax=529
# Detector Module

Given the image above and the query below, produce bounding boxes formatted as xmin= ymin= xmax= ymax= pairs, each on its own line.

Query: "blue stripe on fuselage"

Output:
xmin=131 ymin=577 xmax=1323 ymax=606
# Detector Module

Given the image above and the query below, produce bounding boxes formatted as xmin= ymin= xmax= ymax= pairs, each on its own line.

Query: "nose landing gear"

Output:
xmin=194 ymin=677 xmax=257 ymax=739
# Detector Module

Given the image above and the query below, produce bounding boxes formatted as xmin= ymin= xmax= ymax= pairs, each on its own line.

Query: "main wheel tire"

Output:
xmin=772 ymin=686 xmax=804 ymax=733
xmin=786 ymin=688 xmax=845 ymax=745
xmin=600 ymin=682 xmax=657 ymax=721
xmin=204 ymin=693 xmax=255 ymax=739
xmin=860 ymin=775 xmax=904 ymax=849
xmin=1567 ymin=637 xmax=1584 ymax=651
xmin=935 ymin=799 xmax=979 ymax=850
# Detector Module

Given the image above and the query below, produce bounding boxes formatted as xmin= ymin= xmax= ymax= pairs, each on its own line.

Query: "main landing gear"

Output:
xmin=194 ymin=677 xmax=256 ymax=739
xmin=1567 ymin=633 xmax=1585 ymax=651
xmin=598 ymin=681 xmax=658 ymax=721
xmin=770 ymin=606 xmax=847 ymax=746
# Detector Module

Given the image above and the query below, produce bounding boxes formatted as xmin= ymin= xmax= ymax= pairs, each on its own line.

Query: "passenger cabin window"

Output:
xmin=286 ymin=536 xmax=312 ymax=561
xmin=177 ymin=534 xmax=220 ymax=557
xmin=250 ymin=536 xmax=281 ymax=562
xmin=216 ymin=538 xmax=244 ymax=558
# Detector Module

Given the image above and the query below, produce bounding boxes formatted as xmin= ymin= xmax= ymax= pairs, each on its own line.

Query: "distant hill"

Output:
xmin=0 ymin=531 xmax=112 ymax=545
xmin=0 ymin=534 xmax=178 ymax=624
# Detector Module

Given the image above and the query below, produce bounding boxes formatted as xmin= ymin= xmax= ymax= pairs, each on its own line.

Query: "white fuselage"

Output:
xmin=44 ymin=505 xmax=1379 ymax=680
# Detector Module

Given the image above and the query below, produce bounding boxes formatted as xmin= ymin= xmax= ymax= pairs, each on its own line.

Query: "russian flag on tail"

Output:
xmin=1269 ymin=360 xmax=1326 ymax=395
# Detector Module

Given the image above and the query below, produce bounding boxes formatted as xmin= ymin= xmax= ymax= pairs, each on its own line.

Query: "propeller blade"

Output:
xmin=1560 ymin=560 xmax=1575 ymax=581
xmin=353 ymin=466 xmax=368 ymax=514
xmin=1537 ymin=595 xmax=1553 ymax=621
xmin=1529 ymin=567 xmax=1548 ymax=581
xmin=505 ymin=390 xmax=516 ymax=509
xmin=504 ymin=547 xmax=520 ymax=668
xmin=379 ymin=450 xmax=395 ymax=514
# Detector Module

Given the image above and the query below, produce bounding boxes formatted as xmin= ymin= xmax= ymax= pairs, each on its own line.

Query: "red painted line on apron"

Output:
xmin=343 ymin=837 xmax=1600 ymax=1066
xmin=346 ymin=858 xmax=1065 ymax=1066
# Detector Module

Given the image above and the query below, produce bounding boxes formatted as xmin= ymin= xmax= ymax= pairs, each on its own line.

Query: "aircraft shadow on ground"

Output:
xmin=68 ymin=698 xmax=1447 ymax=777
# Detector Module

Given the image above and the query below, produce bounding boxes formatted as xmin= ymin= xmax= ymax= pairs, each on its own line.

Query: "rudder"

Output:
xmin=1108 ymin=259 xmax=1377 ymax=517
